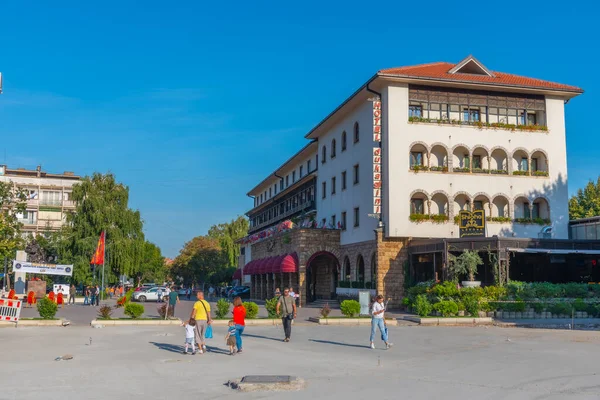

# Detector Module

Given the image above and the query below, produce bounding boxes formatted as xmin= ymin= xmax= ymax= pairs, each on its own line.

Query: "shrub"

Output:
xmin=532 ymin=302 xmax=545 ymax=313
xmin=124 ymin=303 xmax=145 ymax=319
xmin=320 ymin=303 xmax=331 ymax=318
xmin=433 ymin=300 xmax=459 ymax=317
xmin=456 ymin=300 xmax=465 ymax=311
xmin=37 ymin=297 xmax=58 ymax=319
xmin=265 ymin=297 xmax=279 ymax=318
xmin=414 ymin=294 xmax=432 ymax=317
xmin=340 ymin=300 xmax=361 ymax=317
xmin=449 ymin=250 xmax=483 ymax=282
xmin=401 ymin=297 xmax=411 ymax=307
xmin=483 ymin=285 xmax=507 ymax=301
xmin=364 ymin=281 xmax=372 ymax=289
xmin=548 ymin=302 xmax=572 ymax=316
xmin=462 ymin=295 xmax=480 ymax=316
xmin=431 ymin=281 xmax=459 ymax=298
xmin=589 ymin=284 xmax=600 ymax=297
xmin=243 ymin=302 xmax=259 ymax=319
xmin=157 ymin=303 xmax=174 ymax=319
xmin=338 ymin=281 xmax=351 ymax=288
xmin=589 ymin=304 xmax=600 ymax=317
xmin=563 ymin=283 xmax=588 ymax=298
xmin=215 ymin=298 xmax=231 ymax=319
xmin=97 ymin=304 xmax=114 ymax=320
xmin=351 ymin=281 xmax=365 ymax=289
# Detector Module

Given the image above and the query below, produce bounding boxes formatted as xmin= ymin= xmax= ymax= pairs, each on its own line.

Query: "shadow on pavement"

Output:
xmin=149 ymin=342 xmax=184 ymax=354
xmin=243 ymin=333 xmax=283 ymax=342
xmin=309 ymin=339 xmax=369 ymax=349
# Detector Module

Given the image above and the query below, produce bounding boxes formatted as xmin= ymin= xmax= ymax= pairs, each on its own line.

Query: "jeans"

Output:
xmin=235 ymin=324 xmax=244 ymax=350
xmin=90 ymin=295 xmax=95 ymax=305
xmin=370 ymin=318 xmax=388 ymax=342
xmin=84 ymin=296 xmax=89 ymax=305
xmin=282 ymin=317 xmax=292 ymax=339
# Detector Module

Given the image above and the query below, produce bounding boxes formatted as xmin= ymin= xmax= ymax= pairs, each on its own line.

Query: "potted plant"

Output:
xmin=449 ymin=250 xmax=483 ymax=288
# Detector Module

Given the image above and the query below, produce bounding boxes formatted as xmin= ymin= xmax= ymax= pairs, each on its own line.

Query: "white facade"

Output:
xmin=245 ymin=56 xmax=581 ymax=245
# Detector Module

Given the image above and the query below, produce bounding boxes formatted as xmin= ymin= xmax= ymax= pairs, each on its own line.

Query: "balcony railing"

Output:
xmin=18 ymin=218 xmax=37 ymax=226
xmin=40 ymin=199 xmax=62 ymax=206
xmin=250 ymin=200 xmax=316 ymax=232
xmin=63 ymin=200 xmax=76 ymax=207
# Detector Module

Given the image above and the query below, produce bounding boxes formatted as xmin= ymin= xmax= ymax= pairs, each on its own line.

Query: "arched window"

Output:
xmin=331 ymin=139 xmax=336 ymax=158
xmin=342 ymin=257 xmax=351 ymax=281
xmin=321 ymin=145 xmax=327 ymax=164
xmin=341 ymin=131 xmax=347 ymax=151
xmin=353 ymin=122 xmax=360 ymax=143
xmin=357 ymin=255 xmax=365 ymax=282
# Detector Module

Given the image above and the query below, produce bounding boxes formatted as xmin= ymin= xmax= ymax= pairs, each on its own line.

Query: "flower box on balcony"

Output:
xmin=454 ymin=215 xmax=460 ymax=224
xmin=512 ymin=171 xmax=529 ymax=176
xmin=429 ymin=166 xmax=448 ymax=172
xmin=532 ymin=171 xmax=549 ymax=177
xmin=408 ymin=117 xmax=549 ymax=133
xmin=453 ymin=167 xmax=470 ymax=173
xmin=514 ymin=218 xmax=551 ymax=225
xmin=409 ymin=213 xmax=431 ymax=223
xmin=430 ymin=214 xmax=449 ymax=224
xmin=491 ymin=169 xmax=508 ymax=175
xmin=410 ymin=165 xmax=429 ymax=172
xmin=486 ymin=216 xmax=512 ymax=223
xmin=472 ymin=168 xmax=490 ymax=174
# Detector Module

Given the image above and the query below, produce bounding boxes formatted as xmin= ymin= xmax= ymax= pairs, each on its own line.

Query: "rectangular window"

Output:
xmin=411 ymin=199 xmax=424 ymax=214
xmin=274 ymin=184 xmax=277 ymax=195
xmin=269 ymin=188 xmax=272 ymax=198
xmin=292 ymin=171 xmax=296 ymax=183
xmin=341 ymin=171 xmax=347 ymax=190
xmin=410 ymin=152 xmax=423 ymax=168
xmin=331 ymin=214 xmax=336 ymax=228
xmin=286 ymin=175 xmax=289 ymax=187
xmin=532 ymin=203 xmax=540 ymax=219
xmin=331 ymin=177 xmax=336 ymax=194
xmin=409 ymin=105 xmax=423 ymax=117
xmin=519 ymin=158 xmax=528 ymax=171
xmin=341 ymin=211 xmax=347 ymax=231
xmin=307 ymin=160 xmax=312 ymax=172
xmin=353 ymin=207 xmax=360 ymax=227
xmin=353 ymin=164 xmax=359 ymax=185
xmin=464 ymin=154 xmax=470 ymax=169
xmin=322 ymin=181 xmax=326 ymax=199
xmin=299 ymin=166 xmax=303 ymax=177
xmin=520 ymin=112 xmax=538 ymax=125
xmin=531 ymin=158 xmax=538 ymax=172
xmin=280 ymin=180 xmax=284 ymax=190
xmin=524 ymin=203 xmax=531 ymax=219
xmin=473 ymin=201 xmax=483 ymax=211
xmin=472 ymin=155 xmax=482 ymax=169
xmin=463 ymin=108 xmax=480 ymax=122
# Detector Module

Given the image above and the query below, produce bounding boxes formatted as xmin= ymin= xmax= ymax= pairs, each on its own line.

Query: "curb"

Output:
xmin=403 ymin=316 xmax=493 ymax=326
xmin=494 ymin=322 xmax=600 ymax=330
xmin=309 ymin=317 xmax=399 ymax=326
xmin=91 ymin=319 xmax=182 ymax=326
xmin=211 ymin=319 xmax=281 ymax=326
xmin=0 ymin=318 xmax=68 ymax=328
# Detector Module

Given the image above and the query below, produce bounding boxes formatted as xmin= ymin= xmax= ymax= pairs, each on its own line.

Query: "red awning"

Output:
xmin=243 ymin=260 xmax=255 ymax=275
xmin=277 ymin=253 xmax=299 ymax=273
xmin=232 ymin=269 xmax=242 ymax=279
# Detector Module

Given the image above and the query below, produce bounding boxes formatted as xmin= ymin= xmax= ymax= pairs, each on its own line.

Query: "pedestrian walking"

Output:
xmin=182 ymin=318 xmax=197 ymax=355
xmin=90 ymin=287 xmax=96 ymax=306
xmin=69 ymin=284 xmax=76 ymax=305
xmin=190 ymin=291 xmax=212 ymax=354
xmin=274 ymin=287 xmax=281 ymax=298
xmin=168 ymin=286 xmax=180 ymax=317
xmin=84 ymin=287 xmax=89 ymax=305
xmin=157 ymin=287 xmax=163 ymax=303
xmin=276 ymin=288 xmax=296 ymax=342
xmin=232 ymin=296 xmax=246 ymax=353
xmin=208 ymin=286 xmax=215 ymax=300
xmin=370 ymin=295 xmax=392 ymax=350
xmin=187 ymin=288 xmax=191 ymax=300
xmin=225 ymin=320 xmax=237 ymax=355
xmin=95 ymin=285 xmax=100 ymax=306
xmin=289 ymin=287 xmax=300 ymax=308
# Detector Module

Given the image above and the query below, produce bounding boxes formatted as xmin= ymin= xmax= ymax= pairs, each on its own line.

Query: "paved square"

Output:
xmin=2 ymin=324 xmax=600 ymax=399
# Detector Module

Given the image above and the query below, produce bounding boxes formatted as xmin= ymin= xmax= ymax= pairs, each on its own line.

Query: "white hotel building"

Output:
xmin=237 ymin=56 xmax=585 ymax=305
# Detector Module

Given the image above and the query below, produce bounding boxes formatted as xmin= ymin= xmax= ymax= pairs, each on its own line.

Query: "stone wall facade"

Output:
xmin=339 ymin=240 xmax=377 ymax=283
xmin=375 ymin=228 xmax=409 ymax=307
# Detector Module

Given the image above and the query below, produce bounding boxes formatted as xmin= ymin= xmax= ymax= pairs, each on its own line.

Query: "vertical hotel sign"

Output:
xmin=373 ymin=99 xmax=382 ymax=214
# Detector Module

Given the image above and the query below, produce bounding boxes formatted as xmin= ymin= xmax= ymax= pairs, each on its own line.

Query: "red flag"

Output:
xmin=90 ymin=231 xmax=105 ymax=265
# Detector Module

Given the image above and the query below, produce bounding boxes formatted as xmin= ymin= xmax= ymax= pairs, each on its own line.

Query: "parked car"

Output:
xmin=230 ymin=286 xmax=250 ymax=299
xmin=132 ymin=286 xmax=167 ymax=302
xmin=178 ymin=288 xmax=191 ymax=296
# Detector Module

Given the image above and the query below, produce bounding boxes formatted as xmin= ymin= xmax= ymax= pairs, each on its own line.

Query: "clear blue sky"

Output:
xmin=0 ymin=1 xmax=595 ymax=257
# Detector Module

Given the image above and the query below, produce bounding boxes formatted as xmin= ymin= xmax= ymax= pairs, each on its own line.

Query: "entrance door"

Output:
xmin=305 ymin=251 xmax=340 ymax=303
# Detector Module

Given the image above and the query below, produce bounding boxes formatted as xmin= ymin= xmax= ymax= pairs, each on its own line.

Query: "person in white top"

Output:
xmin=182 ymin=318 xmax=197 ymax=355
xmin=370 ymin=295 xmax=392 ymax=350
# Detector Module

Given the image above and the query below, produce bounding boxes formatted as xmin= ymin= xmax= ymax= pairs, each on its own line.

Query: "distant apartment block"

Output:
xmin=0 ymin=165 xmax=80 ymax=235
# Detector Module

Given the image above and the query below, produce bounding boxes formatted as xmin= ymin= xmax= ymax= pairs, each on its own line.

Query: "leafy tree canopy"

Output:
xmin=207 ymin=215 xmax=248 ymax=267
xmin=0 ymin=182 xmax=26 ymax=260
xmin=569 ymin=178 xmax=600 ymax=220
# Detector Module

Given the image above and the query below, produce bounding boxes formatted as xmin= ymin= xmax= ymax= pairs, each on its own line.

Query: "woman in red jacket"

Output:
xmin=232 ymin=296 xmax=246 ymax=353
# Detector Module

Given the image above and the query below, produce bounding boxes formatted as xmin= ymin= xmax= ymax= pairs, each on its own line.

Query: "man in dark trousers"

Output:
xmin=95 ymin=285 xmax=100 ymax=306
xmin=168 ymin=286 xmax=180 ymax=317
xmin=276 ymin=288 xmax=297 ymax=342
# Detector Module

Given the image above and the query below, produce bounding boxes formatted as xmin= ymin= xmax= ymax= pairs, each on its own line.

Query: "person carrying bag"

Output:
xmin=370 ymin=295 xmax=392 ymax=350
xmin=276 ymin=288 xmax=297 ymax=342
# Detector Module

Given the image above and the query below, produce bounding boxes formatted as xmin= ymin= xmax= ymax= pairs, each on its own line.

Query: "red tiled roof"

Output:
xmin=379 ymin=62 xmax=583 ymax=93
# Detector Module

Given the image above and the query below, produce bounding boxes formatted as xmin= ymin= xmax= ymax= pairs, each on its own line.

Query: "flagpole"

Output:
xmin=101 ymin=231 xmax=105 ymax=305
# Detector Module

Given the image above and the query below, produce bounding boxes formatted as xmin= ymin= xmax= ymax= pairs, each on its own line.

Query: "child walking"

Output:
xmin=225 ymin=320 xmax=237 ymax=355
xmin=183 ymin=318 xmax=197 ymax=355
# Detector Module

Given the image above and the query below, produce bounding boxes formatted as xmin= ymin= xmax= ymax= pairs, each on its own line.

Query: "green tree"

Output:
xmin=133 ymin=241 xmax=165 ymax=285
xmin=0 ymin=182 xmax=26 ymax=260
xmin=171 ymin=236 xmax=226 ymax=286
xmin=569 ymin=177 xmax=600 ymax=220
xmin=207 ymin=216 xmax=248 ymax=267
xmin=60 ymin=173 xmax=148 ymax=284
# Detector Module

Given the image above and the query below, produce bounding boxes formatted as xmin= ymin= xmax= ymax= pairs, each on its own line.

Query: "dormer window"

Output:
xmin=448 ymin=55 xmax=495 ymax=77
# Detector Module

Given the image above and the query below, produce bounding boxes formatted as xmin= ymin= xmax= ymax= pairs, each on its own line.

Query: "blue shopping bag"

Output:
xmin=205 ymin=324 xmax=213 ymax=339
xmin=381 ymin=326 xmax=388 ymax=341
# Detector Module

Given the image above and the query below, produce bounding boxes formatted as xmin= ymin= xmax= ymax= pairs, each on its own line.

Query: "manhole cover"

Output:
xmin=241 ymin=375 xmax=293 ymax=384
